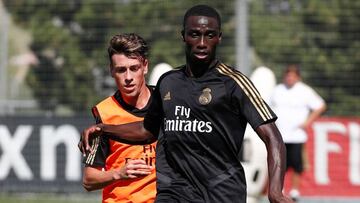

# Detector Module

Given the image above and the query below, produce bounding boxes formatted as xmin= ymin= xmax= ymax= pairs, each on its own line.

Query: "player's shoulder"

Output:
xmin=215 ymin=62 xmax=254 ymax=88
xmin=93 ymin=93 xmax=116 ymax=110
xmin=157 ymin=65 xmax=185 ymax=83
xmin=97 ymin=95 xmax=113 ymax=105
xmin=216 ymin=62 xmax=248 ymax=79
xmin=295 ymin=81 xmax=314 ymax=92
xmin=91 ymin=93 xmax=117 ymax=123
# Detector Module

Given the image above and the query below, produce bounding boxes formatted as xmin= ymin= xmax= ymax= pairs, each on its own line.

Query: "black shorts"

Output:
xmin=285 ymin=143 xmax=304 ymax=173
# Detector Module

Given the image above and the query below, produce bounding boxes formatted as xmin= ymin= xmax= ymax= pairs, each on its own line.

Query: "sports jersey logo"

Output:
xmin=125 ymin=144 xmax=156 ymax=166
xmin=164 ymin=105 xmax=213 ymax=133
xmin=199 ymin=88 xmax=212 ymax=105
xmin=163 ymin=91 xmax=171 ymax=101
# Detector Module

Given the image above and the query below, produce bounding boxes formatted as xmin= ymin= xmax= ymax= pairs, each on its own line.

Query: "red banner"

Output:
xmin=283 ymin=117 xmax=360 ymax=196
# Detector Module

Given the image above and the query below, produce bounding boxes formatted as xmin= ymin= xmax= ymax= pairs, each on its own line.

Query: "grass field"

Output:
xmin=1 ymin=193 xmax=359 ymax=203
xmin=0 ymin=193 xmax=101 ymax=203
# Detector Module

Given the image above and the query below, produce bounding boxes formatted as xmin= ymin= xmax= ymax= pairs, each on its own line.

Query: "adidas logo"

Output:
xmin=164 ymin=91 xmax=171 ymax=100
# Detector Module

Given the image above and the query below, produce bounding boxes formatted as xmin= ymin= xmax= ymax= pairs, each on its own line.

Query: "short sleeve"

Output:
xmin=143 ymin=82 xmax=164 ymax=137
xmin=306 ymin=86 xmax=325 ymax=110
xmin=82 ymin=106 xmax=110 ymax=167
xmin=229 ymin=72 xmax=277 ymax=129
xmin=82 ymin=136 xmax=109 ymax=167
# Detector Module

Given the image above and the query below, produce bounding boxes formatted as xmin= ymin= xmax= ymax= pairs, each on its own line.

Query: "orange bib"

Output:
xmin=94 ymin=96 xmax=156 ymax=203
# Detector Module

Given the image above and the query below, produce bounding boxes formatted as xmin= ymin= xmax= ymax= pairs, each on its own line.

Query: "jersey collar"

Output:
xmin=183 ymin=59 xmax=220 ymax=77
xmin=113 ymin=87 xmax=152 ymax=117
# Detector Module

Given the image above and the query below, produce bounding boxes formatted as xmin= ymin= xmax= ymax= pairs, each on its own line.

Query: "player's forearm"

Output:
xmin=256 ymin=123 xmax=287 ymax=201
xmin=304 ymin=104 xmax=326 ymax=127
xmin=82 ymin=168 xmax=117 ymax=191
xmin=266 ymin=134 xmax=287 ymax=200
xmin=99 ymin=121 xmax=156 ymax=144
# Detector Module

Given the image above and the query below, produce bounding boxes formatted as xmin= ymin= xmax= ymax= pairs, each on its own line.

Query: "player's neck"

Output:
xmin=122 ymin=85 xmax=150 ymax=109
xmin=186 ymin=59 xmax=217 ymax=78
xmin=135 ymin=85 xmax=151 ymax=109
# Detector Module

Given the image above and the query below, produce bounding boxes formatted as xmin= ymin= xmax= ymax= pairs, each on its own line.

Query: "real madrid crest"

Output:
xmin=199 ymin=88 xmax=212 ymax=105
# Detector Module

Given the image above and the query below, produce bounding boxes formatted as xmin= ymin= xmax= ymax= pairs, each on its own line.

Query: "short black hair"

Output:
xmin=183 ymin=5 xmax=221 ymax=30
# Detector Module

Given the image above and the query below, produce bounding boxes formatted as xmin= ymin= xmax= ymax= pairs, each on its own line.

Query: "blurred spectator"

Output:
xmin=270 ymin=64 xmax=326 ymax=201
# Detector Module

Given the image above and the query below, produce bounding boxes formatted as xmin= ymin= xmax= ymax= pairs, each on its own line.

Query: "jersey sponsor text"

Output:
xmin=163 ymin=105 xmax=213 ymax=133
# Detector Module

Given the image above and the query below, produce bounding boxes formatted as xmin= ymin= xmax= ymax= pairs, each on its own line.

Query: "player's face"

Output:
xmin=183 ymin=15 xmax=222 ymax=65
xmin=110 ymin=54 xmax=148 ymax=100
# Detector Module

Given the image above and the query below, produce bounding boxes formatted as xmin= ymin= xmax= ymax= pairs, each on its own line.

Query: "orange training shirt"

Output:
xmin=85 ymin=92 xmax=156 ymax=203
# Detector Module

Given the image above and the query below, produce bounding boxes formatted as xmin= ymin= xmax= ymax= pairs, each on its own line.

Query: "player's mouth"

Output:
xmin=124 ymin=84 xmax=136 ymax=92
xmin=194 ymin=52 xmax=208 ymax=60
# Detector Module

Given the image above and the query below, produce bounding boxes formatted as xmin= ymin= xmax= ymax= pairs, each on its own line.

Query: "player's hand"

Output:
xmin=114 ymin=159 xmax=153 ymax=179
xmin=78 ymin=124 xmax=102 ymax=156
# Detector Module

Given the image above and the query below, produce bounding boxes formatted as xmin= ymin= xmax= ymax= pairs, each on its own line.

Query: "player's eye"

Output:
xmin=207 ymin=31 xmax=217 ymax=39
xmin=116 ymin=67 xmax=127 ymax=73
xmin=130 ymin=65 xmax=141 ymax=72
xmin=189 ymin=31 xmax=199 ymax=38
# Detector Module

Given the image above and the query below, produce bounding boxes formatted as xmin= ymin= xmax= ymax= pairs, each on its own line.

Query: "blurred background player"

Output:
xmin=81 ymin=33 xmax=156 ymax=203
xmin=270 ymin=64 xmax=326 ymax=201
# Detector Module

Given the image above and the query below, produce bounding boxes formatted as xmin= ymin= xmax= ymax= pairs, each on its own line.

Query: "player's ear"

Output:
xmin=219 ymin=31 xmax=222 ymax=43
xmin=181 ymin=30 xmax=185 ymax=42
xmin=143 ymin=59 xmax=149 ymax=75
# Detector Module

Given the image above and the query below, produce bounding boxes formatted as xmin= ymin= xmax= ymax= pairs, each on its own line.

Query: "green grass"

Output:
xmin=0 ymin=193 xmax=101 ymax=203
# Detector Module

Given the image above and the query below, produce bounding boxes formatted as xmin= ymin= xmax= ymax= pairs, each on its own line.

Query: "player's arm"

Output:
xmin=82 ymin=166 xmax=115 ymax=191
xmin=80 ymin=121 xmax=156 ymax=154
xmin=83 ymin=159 xmax=153 ymax=191
xmin=302 ymin=103 xmax=326 ymax=129
xmin=255 ymin=122 xmax=294 ymax=203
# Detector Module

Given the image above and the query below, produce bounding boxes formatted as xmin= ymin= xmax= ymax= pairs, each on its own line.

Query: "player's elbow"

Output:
xmin=144 ymin=132 xmax=157 ymax=144
xmin=82 ymin=182 xmax=94 ymax=192
xmin=82 ymin=177 xmax=97 ymax=192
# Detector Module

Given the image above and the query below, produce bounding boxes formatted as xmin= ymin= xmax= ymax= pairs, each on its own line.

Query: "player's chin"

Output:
xmin=122 ymin=88 xmax=137 ymax=96
xmin=192 ymin=56 xmax=212 ymax=65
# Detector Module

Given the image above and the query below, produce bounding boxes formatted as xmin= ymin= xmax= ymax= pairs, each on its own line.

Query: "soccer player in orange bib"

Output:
xmin=81 ymin=33 xmax=156 ymax=203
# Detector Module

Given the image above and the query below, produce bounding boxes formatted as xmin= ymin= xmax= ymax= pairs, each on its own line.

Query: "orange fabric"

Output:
xmin=95 ymin=96 xmax=156 ymax=203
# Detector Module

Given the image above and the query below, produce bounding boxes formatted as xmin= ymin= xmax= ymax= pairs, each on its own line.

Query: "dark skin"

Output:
xmin=80 ymin=15 xmax=293 ymax=203
xmin=182 ymin=15 xmax=221 ymax=77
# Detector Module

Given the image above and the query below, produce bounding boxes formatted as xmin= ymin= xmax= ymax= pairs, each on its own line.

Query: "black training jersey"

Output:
xmin=144 ymin=61 xmax=277 ymax=203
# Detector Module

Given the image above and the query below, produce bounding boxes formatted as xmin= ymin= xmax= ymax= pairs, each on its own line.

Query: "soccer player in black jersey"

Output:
xmin=80 ymin=5 xmax=293 ymax=203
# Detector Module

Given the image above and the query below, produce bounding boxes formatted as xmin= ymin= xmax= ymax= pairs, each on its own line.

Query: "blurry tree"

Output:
xmin=3 ymin=0 xmax=235 ymax=114
xmin=249 ymin=0 xmax=360 ymax=116
xmin=4 ymin=0 xmax=100 ymax=112
xmin=3 ymin=0 xmax=359 ymax=116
